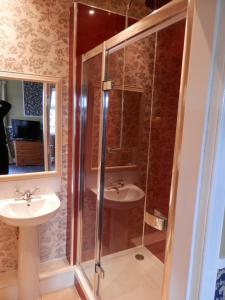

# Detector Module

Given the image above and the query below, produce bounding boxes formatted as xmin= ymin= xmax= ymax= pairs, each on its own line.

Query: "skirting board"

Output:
xmin=0 ymin=259 xmax=75 ymax=300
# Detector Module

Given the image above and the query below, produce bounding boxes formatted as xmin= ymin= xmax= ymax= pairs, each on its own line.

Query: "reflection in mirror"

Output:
xmin=45 ymin=83 xmax=56 ymax=171
xmin=0 ymin=79 xmax=56 ymax=176
xmin=88 ymin=45 xmax=144 ymax=170
xmin=91 ymin=86 xmax=142 ymax=169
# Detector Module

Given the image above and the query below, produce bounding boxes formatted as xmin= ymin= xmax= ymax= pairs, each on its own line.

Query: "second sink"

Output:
xmin=91 ymin=184 xmax=145 ymax=209
xmin=104 ymin=184 xmax=145 ymax=202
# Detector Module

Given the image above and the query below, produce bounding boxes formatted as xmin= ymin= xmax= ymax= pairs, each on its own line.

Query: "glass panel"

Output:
xmin=98 ymin=19 xmax=185 ymax=299
xmin=79 ymin=53 xmax=102 ymax=288
xmin=144 ymin=20 xmax=186 ymax=263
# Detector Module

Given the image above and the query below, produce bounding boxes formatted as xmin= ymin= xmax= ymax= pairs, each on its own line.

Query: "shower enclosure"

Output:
xmin=75 ymin=1 xmax=187 ymax=299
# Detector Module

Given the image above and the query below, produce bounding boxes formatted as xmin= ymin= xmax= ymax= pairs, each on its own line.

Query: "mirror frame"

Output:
xmin=0 ymin=71 xmax=62 ymax=181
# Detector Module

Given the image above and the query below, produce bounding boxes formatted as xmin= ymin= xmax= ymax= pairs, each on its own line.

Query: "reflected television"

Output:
xmin=12 ymin=119 xmax=41 ymax=141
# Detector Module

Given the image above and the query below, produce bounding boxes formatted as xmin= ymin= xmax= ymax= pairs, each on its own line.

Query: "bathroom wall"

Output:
xmin=144 ymin=20 xmax=186 ymax=261
xmin=0 ymin=0 xmax=149 ymax=273
xmin=0 ymin=0 xmax=72 ymax=273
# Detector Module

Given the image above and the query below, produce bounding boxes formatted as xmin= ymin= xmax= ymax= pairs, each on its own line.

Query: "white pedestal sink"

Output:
xmin=0 ymin=193 xmax=60 ymax=300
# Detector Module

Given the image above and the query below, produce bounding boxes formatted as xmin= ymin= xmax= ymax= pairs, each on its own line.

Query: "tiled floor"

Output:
xmin=82 ymin=246 xmax=163 ymax=300
xmin=41 ymin=287 xmax=80 ymax=300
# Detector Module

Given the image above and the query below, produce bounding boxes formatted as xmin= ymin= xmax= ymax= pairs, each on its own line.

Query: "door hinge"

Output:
xmin=95 ymin=263 xmax=105 ymax=279
xmin=102 ymin=80 xmax=112 ymax=91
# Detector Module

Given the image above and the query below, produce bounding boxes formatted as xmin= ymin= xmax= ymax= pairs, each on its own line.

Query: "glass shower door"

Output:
xmin=98 ymin=34 xmax=158 ymax=299
xmin=97 ymin=20 xmax=186 ymax=300
xmin=78 ymin=52 xmax=103 ymax=289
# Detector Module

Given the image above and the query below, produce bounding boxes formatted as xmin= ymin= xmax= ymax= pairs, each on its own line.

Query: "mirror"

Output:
xmin=0 ymin=74 xmax=61 ymax=177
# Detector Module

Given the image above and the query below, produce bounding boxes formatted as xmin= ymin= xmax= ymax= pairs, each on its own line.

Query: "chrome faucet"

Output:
xmin=15 ymin=187 xmax=40 ymax=206
xmin=106 ymin=178 xmax=125 ymax=194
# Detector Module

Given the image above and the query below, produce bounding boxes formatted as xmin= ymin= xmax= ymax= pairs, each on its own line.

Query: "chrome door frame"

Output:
xmin=93 ymin=42 xmax=108 ymax=297
xmin=76 ymin=43 xmax=107 ymax=297
xmin=76 ymin=52 xmax=87 ymax=271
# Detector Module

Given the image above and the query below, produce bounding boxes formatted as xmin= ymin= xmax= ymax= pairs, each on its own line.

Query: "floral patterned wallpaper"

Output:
xmin=0 ymin=1 xmax=71 ymax=76
xmin=0 ymin=0 xmax=149 ymax=273
xmin=0 ymin=0 xmax=72 ymax=273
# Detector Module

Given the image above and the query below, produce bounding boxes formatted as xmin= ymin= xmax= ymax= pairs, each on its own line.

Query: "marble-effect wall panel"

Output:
xmin=144 ymin=20 xmax=186 ymax=262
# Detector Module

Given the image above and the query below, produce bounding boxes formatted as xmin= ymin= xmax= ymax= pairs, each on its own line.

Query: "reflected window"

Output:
xmin=49 ymin=88 xmax=56 ymax=135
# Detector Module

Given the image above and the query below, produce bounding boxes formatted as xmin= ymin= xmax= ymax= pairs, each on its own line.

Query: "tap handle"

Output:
xmin=15 ymin=188 xmax=24 ymax=198
xmin=31 ymin=187 xmax=40 ymax=195
xmin=14 ymin=187 xmax=40 ymax=199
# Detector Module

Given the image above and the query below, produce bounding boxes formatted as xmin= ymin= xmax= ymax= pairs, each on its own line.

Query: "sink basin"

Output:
xmin=0 ymin=193 xmax=60 ymax=227
xmin=91 ymin=184 xmax=145 ymax=209
xmin=92 ymin=184 xmax=144 ymax=202
xmin=104 ymin=184 xmax=144 ymax=202
xmin=0 ymin=193 xmax=60 ymax=300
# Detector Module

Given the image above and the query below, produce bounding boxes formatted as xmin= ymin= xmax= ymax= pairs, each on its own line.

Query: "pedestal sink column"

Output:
xmin=18 ymin=226 xmax=40 ymax=300
xmin=0 ymin=194 xmax=60 ymax=300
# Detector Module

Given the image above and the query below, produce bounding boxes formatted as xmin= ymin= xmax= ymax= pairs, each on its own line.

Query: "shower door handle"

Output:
xmin=144 ymin=210 xmax=167 ymax=231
